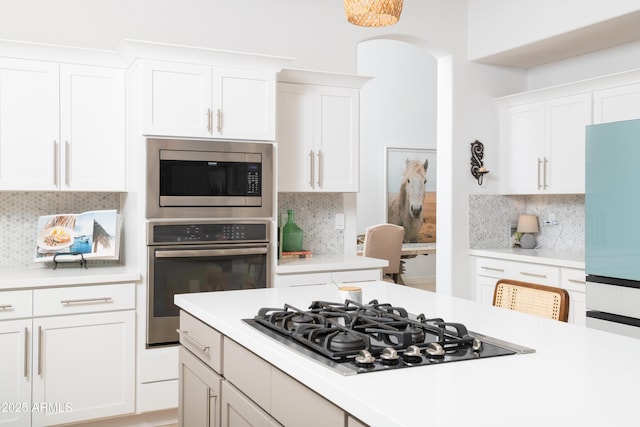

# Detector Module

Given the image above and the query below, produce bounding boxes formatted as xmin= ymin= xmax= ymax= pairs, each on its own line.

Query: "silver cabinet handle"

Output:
xmin=157 ymin=247 xmax=267 ymax=258
xmin=65 ymin=140 xmax=71 ymax=187
xmin=520 ymin=272 xmax=547 ymax=278
xmin=60 ymin=297 xmax=113 ymax=305
xmin=480 ymin=266 xmax=504 ymax=272
xmin=176 ymin=329 xmax=210 ymax=353
xmin=37 ymin=326 xmax=43 ymax=376
xmin=542 ymin=157 xmax=548 ymax=189
xmin=0 ymin=304 xmax=13 ymax=310
xmin=568 ymin=278 xmax=586 ymax=284
xmin=316 ymin=150 xmax=323 ymax=188
xmin=309 ymin=150 xmax=314 ymax=188
xmin=53 ymin=140 xmax=59 ymax=186
xmin=216 ymin=108 xmax=222 ymax=133
xmin=537 ymin=158 xmax=542 ymax=190
xmin=24 ymin=327 xmax=29 ymax=379
xmin=207 ymin=108 xmax=212 ymax=133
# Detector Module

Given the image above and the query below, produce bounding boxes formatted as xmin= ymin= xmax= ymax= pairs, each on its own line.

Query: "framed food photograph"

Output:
xmin=385 ymin=147 xmax=437 ymax=243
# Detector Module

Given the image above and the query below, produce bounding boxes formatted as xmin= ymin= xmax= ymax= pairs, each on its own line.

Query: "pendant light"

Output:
xmin=344 ymin=0 xmax=403 ymax=27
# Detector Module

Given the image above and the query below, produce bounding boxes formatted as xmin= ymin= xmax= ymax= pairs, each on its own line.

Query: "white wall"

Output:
xmin=528 ymin=39 xmax=640 ymax=89
xmin=356 ymin=39 xmax=438 ymax=231
xmin=356 ymin=38 xmax=438 ymax=281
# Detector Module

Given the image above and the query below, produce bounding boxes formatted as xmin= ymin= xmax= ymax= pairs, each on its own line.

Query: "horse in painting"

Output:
xmin=388 ymin=158 xmax=428 ymax=243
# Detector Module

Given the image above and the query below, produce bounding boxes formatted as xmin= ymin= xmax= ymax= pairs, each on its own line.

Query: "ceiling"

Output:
xmin=471 ymin=10 xmax=640 ymax=68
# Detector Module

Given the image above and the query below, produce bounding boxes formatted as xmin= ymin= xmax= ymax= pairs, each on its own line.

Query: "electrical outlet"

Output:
xmin=335 ymin=213 xmax=345 ymax=230
xmin=543 ymin=213 xmax=559 ymax=227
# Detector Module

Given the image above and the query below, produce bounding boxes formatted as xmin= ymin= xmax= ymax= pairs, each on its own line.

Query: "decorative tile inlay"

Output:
xmin=469 ymin=194 xmax=584 ymax=251
xmin=278 ymin=193 xmax=344 ymax=255
xmin=0 ymin=192 xmax=121 ymax=269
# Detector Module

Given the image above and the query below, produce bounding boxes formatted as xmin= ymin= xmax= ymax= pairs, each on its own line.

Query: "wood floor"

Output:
xmin=403 ymin=276 xmax=436 ymax=292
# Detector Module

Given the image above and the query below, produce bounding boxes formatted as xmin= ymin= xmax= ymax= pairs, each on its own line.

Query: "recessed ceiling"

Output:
xmin=471 ymin=10 xmax=640 ymax=68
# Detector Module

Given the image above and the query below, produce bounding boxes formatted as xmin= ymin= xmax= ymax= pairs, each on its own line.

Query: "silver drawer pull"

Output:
xmin=176 ymin=329 xmax=210 ymax=353
xmin=568 ymin=278 xmax=586 ymax=284
xmin=481 ymin=266 xmax=504 ymax=272
xmin=520 ymin=272 xmax=547 ymax=279
xmin=60 ymin=297 xmax=113 ymax=305
xmin=0 ymin=304 xmax=14 ymax=310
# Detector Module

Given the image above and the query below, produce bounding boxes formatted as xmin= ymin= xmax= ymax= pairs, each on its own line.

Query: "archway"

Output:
xmin=356 ymin=37 xmax=453 ymax=295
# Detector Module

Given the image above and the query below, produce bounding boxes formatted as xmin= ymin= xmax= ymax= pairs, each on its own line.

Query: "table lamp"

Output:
xmin=517 ymin=214 xmax=539 ymax=249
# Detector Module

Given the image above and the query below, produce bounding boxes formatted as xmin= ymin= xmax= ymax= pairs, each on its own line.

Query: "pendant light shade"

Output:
xmin=344 ymin=0 xmax=403 ymax=27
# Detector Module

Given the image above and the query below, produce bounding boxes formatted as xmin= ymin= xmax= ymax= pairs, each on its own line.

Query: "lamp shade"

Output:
xmin=344 ymin=0 xmax=403 ymax=27
xmin=517 ymin=215 xmax=540 ymax=233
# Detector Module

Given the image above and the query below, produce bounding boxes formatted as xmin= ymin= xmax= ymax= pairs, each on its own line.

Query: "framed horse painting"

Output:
xmin=385 ymin=147 xmax=437 ymax=243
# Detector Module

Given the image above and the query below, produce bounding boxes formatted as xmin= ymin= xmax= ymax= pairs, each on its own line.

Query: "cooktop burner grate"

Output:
xmin=244 ymin=299 xmax=535 ymax=375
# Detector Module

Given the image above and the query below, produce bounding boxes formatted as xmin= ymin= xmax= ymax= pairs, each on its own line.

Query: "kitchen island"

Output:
xmin=175 ymin=281 xmax=640 ymax=427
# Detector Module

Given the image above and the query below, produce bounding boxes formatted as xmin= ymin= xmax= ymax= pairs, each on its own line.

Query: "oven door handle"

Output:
xmin=155 ymin=247 xmax=268 ymax=258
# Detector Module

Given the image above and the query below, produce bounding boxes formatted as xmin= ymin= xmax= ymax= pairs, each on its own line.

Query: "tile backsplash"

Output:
xmin=1 ymin=192 xmax=121 ymax=269
xmin=278 ymin=193 xmax=344 ymax=255
xmin=469 ymin=194 xmax=584 ymax=251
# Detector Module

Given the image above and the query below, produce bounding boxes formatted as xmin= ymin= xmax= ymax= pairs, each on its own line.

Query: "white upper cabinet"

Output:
xmin=60 ymin=64 xmax=126 ymax=191
xmin=499 ymin=93 xmax=592 ymax=194
xmin=278 ymin=83 xmax=360 ymax=192
xmin=0 ymin=58 xmax=125 ymax=191
xmin=593 ymin=83 xmax=640 ymax=124
xmin=141 ymin=60 xmax=276 ymax=141
xmin=277 ymin=70 xmax=368 ymax=193
xmin=215 ymin=66 xmax=276 ymax=141
xmin=0 ymin=58 xmax=59 ymax=191
xmin=277 ymin=83 xmax=315 ymax=191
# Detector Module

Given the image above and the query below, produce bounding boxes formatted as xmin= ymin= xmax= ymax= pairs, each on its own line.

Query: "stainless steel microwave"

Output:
xmin=146 ymin=138 xmax=273 ymax=219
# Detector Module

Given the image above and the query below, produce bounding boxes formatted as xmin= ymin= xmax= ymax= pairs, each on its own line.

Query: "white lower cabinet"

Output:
xmin=0 ymin=283 xmax=135 ymax=427
xmin=472 ymin=255 xmax=586 ymax=326
xmin=0 ymin=319 xmax=31 ymax=427
xmin=274 ymin=269 xmax=381 ymax=287
xmin=32 ymin=311 xmax=135 ymax=426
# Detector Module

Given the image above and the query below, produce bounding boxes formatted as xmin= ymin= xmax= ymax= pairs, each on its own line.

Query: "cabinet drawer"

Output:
xmin=274 ymin=272 xmax=331 ymax=287
xmin=511 ymin=262 xmax=559 ymax=286
xmin=0 ymin=290 xmax=32 ymax=320
xmin=33 ymin=283 xmax=134 ymax=316
xmin=333 ymin=269 xmax=381 ymax=283
xmin=475 ymin=258 xmax=512 ymax=278
xmin=561 ymin=268 xmax=586 ymax=292
xmin=179 ymin=311 xmax=223 ymax=374
xmin=223 ymin=337 xmax=271 ymax=410
xmin=271 ymin=367 xmax=344 ymax=427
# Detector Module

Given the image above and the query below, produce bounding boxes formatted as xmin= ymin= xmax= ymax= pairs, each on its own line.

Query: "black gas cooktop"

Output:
xmin=244 ymin=299 xmax=534 ymax=375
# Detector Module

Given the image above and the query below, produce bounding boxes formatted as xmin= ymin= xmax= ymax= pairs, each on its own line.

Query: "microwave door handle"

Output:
xmin=155 ymin=247 xmax=268 ymax=258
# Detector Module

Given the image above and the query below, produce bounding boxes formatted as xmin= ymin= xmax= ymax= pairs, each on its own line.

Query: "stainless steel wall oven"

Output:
xmin=147 ymin=220 xmax=271 ymax=347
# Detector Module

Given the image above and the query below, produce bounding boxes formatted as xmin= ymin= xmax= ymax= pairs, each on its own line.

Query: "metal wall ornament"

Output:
xmin=470 ymin=140 xmax=489 ymax=185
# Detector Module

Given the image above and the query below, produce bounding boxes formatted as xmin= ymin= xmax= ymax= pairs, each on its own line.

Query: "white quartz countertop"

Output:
xmin=175 ymin=282 xmax=639 ymax=427
xmin=0 ymin=265 xmax=140 ymax=290
xmin=469 ymin=247 xmax=585 ymax=269
xmin=275 ymin=254 xmax=387 ymax=274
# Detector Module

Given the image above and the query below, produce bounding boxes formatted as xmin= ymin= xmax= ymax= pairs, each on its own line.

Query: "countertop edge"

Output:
xmin=469 ymin=248 xmax=585 ymax=269
xmin=275 ymin=254 xmax=388 ymax=274
xmin=0 ymin=266 xmax=141 ymax=290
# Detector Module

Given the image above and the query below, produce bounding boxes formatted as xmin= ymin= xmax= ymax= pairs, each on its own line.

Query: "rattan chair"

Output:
xmin=493 ymin=279 xmax=570 ymax=322
xmin=362 ymin=223 xmax=404 ymax=283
